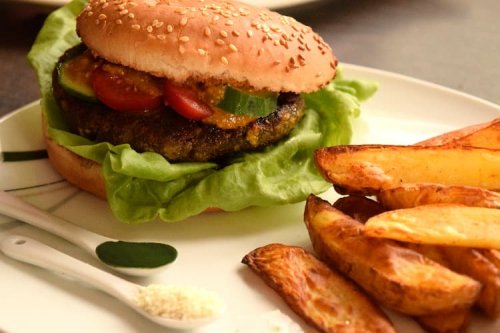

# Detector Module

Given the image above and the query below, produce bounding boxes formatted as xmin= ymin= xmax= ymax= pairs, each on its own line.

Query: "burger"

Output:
xmin=29 ymin=0 xmax=374 ymax=223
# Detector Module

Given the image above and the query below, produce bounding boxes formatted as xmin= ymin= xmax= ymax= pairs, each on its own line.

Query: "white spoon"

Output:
xmin=0 ymin=190 xmax=177 ymax=276
xmin=0 ymin=234 xmax=224 ymax=330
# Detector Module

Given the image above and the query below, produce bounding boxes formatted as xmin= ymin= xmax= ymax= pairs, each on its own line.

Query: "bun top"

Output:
xmin=77 ymin=0 xmax=337 ymax=93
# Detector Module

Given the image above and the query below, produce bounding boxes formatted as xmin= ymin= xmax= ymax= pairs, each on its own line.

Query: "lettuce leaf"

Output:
xmin=28 ymin=0 xmax=378 ymax=223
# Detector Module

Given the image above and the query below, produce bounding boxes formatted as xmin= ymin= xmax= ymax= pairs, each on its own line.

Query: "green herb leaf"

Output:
xmin=96 ymin=241 xmax=177 ymax=268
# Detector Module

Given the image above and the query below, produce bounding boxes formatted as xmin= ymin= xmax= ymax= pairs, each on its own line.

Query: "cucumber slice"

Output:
xmin=57 ymin=48 xmax=98 ymax=102
xmin=217 ymin=87 xmax=278 ymax=118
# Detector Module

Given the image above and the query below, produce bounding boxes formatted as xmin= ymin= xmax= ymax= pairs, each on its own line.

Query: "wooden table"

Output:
xmin=1 ymin=0 xmax=499 ymax=117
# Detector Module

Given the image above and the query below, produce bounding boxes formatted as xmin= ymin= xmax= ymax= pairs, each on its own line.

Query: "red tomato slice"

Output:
xmin=90 ymin=63 xmax=163 ymax=113
xmin=163 ymin=80 xmax=214 ymax=120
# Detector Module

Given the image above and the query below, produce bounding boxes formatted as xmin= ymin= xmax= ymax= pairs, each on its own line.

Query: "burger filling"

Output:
xmin=53 ymin=45 xmax=305 ymax=162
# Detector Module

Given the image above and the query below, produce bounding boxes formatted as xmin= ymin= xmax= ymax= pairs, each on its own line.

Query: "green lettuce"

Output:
xmin=28 ymin=0 xmax=378 ymax=223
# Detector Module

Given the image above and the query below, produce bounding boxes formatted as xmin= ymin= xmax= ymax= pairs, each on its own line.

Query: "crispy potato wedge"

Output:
xmin=304 ymin=195 xmax=481 ymax=316
xmin=377 ymin=184 xmax=500 ymax=209
xmin=333 ymin=198 xmax=478 ymax=329
xmin=417 ymin=118 xmax=500 ymax=148
xmin=364 ymin=203 xmax=500 ymax=249
xmin=242 ymin=243 xmax=395 ymax=333
xmin=333 ymin=195 xmax=386 ymax=223
xmin=416 ymin=309 xmax=471 ymax=333
xmin=408 ymin=244 xmax=500 ymax=318
xmin=314 ymin=145 xmax=500 ymax=195
xmin=439 ymin=247 xmax=500 ymax=318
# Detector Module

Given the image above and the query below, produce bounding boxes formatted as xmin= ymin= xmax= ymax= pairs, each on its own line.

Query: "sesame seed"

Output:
xmin=216 ymin=39 xmax=225 ymax=46
xmin=232 ymin=30 xmax=240 ymax=37
xmin=225 ymin=19 xmax=234 ymax=26
xmin=204 ymin=27 xmax=212 ymax=36
xmin=179 ymin=36 xmax=190 ymax=42
xmin=102 ymin=3 xmax=109 ymax=8
xmin=167 ymin=24 xmax=174 ymax=33
xmin=180 ymin=17 xmax=188 ymax=26
xmin=87 ymin=11 xmax=94 ymax=16
xmin=116 ymin=19 xmax=123 ymax=24
xmin=119 ymin=9 xmax=128 ymax=15
xmin=178 ymin=45 xmax=186 ymax=54
xmin=220 ymin=30 xmax=228 ymax=38
xmin=147 ymin=25 xmax=153 ymax=32
xmin=132 ymin=24 xmax=141 ymax=30
xmin=247 ymin=30 xmax=253 ymax=37
xmin=198 ymin=48 xmax=207 ymax=56
xmin=98 ymin=13 xmax=106 ymax=20
xmin=221 ymin=56 xmax=229 ymax=65
xmin=229 ymin=44 xmax=238 ymax=52
xmin=157 ymin=34 xmax=167 ymax=40
xmin=128 ymin=13 xmax=135 ymax=18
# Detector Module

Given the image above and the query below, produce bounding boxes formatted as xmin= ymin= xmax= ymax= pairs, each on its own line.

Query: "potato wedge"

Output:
xmin=377 ymin=184 xmax=500 ymax=209
xmin=304 ymin=195 xmax=481 ymax=316
xmin=364 ymin=203 xmax=500 ymax=249
xmin=417 ymin=118 xmax=500 ymax=148
xmin=333 ymin=195 xmax=386 ymax=223
xmin=242 ymin=243 xmax=395 ymax=333
xmin=314 ymin=145 xmax=500 ymax=195
xmin=439 ymin=247 xmax=500 ymax=318
xmin=408 ymin=244 xmax=500 ymax=318
xmin=416 ymin=309 xmax=471 ymax=333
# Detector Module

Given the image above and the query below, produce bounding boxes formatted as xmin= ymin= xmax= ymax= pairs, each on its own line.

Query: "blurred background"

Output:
xmin=1 ymin=0 xmax=499 ymax=116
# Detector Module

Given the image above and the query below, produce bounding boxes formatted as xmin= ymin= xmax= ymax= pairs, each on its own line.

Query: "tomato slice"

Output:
xmin=90 ymin=63 xmax=163 ymax=113
xmin=163 ymin=80 xmax=214 ymax=120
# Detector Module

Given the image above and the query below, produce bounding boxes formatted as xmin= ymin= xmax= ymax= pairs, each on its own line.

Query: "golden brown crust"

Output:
xmin=77 ymin=0 xmax=336 ymax=93
xmin=242 ymin=243 xmax=396 ymax=333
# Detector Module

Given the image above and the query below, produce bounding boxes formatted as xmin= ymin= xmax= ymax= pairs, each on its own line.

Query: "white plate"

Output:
xmin=12 ymin=0 xmax=320 ymax=9
xmin=0 ymin=64 xmax=499 ymax=332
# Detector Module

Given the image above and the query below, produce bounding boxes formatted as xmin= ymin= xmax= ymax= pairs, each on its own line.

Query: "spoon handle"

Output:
xmin=0 ymin=234 xmax=138 ymax=303
xmin=0 ymin=191 xmax=108 ymax=256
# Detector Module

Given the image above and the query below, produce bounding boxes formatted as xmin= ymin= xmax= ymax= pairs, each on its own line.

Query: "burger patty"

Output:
xmin=52 ymin=63 xmax=305 ymax=163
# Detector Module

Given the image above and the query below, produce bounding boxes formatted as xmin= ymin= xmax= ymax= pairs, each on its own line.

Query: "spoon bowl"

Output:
xmin=0 ymin=190 xmax=177 ymax=276
xmin=0 ymin=234 xmax=224 ymax=330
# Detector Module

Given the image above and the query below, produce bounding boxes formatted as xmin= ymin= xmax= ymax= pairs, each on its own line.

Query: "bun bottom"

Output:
xmin=45 ymin=134 xmax=107 ymax=199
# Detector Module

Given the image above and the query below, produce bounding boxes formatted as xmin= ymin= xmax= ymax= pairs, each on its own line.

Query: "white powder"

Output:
xmin=136 ymin=284 xmax=224 ymax=320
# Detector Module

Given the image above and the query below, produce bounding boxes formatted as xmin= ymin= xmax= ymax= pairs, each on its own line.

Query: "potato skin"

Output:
xmin=304 ymin=195 xmax=481 ymax=316
xmin=377 ymin=184 xmax=500 ymax=210
xmin=242 ymin=243 xmax=395 ymax=333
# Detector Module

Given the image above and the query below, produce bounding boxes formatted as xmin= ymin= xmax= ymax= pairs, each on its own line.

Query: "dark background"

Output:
xmin=1 ymin=0 xmax=499 ymax=116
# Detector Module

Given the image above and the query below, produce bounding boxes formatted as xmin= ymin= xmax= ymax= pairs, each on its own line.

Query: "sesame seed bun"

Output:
xmin=77 ymin=0 xmax=337 ymax=93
